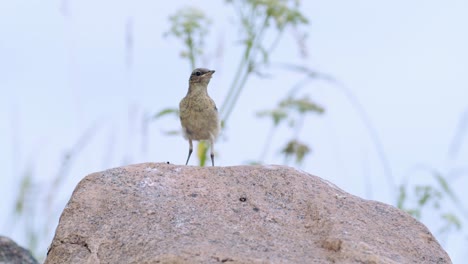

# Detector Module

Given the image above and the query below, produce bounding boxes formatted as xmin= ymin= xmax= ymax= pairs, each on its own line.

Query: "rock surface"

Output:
xmin=45 ymin=163 xmax=451 ymax=263
xmin=0 ymin=236 xmax=38 ymax=264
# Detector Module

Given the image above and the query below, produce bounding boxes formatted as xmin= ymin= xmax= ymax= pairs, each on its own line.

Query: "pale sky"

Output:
xmin=1 ymin=0 xmax=467 ymax=262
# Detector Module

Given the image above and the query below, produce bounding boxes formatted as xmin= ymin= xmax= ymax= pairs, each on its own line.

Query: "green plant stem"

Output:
xmin=220 ymin=55 xmax=249 ymax=117
xmin=267 ymin=29 xmax=285 ymax=55
xmin=219 ymin=4 xmax=254 ymax=117
xmin=258 ymin=124 xmax=277 ymax=162
xmin=186 ymin=32 xmax=196 ymax=69
xmin=222 ymin=29 xmax=284 ymax=124
xmin=293 ymin=113 xmax=306 ymax=139
xmin=222 ymin=15 xmax=270 ymax=123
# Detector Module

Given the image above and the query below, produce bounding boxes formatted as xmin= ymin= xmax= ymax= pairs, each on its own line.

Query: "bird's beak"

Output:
xmin=203 ymin=70 xmax=215 ymax=79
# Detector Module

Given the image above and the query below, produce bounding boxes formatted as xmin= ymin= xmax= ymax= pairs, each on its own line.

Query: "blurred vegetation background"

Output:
xmin=2 ymin=0 xmax=467 ymax=262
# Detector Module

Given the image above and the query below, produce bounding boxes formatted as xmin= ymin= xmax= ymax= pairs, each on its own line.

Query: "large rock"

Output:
xmin=0 ymin=236 xmax=38 ymax=264
xmin=45 ymin=163 xmax=451 ymax=263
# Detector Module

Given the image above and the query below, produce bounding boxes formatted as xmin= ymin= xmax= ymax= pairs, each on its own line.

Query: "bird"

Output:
xmin=179 ymin=68 xmax=220 ymax=166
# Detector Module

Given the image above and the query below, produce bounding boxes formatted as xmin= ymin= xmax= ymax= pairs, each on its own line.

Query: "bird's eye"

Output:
xmin=195 ymin=71 xmax=202 ymax=76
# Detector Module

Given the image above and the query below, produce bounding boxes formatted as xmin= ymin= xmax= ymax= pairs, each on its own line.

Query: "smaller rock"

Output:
xmin=0 ymin=236 xmax=38 ymax=264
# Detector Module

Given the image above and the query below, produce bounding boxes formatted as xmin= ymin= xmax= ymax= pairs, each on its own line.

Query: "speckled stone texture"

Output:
xmin=0 ymin=236 xmax=38 ymax=264
xmin=45 ymin=163 xmax=451 ymax=264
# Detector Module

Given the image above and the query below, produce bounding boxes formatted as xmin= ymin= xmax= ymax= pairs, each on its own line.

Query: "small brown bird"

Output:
xmin=179 ymin=68 xmax=220 ymax=166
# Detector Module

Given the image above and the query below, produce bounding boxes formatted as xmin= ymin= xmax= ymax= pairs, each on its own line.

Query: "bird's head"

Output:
xmin=189 ymin=68 xmax=215 ymax=85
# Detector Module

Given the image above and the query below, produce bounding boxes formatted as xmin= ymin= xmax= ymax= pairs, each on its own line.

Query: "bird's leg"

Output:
xmin=210 ymin=139 xmax=215 ymax=167
xmin=185 ymin=139 xmax=193 ymax=165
